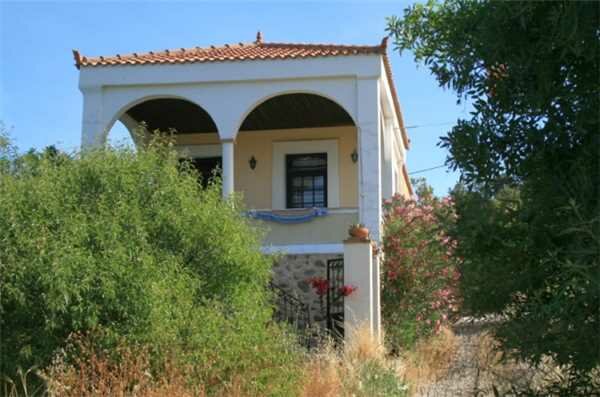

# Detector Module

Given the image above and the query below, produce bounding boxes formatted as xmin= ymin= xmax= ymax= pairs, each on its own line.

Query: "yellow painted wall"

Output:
xmin=392 ymin=162 xmax=411 ymax=199
xmin=175 ymin=126 xmax=359 ymax=209
xmin=254 ymin=212 xmax=358 ymax=245
xmin=398 ymin=175 xmax=411 ymax=198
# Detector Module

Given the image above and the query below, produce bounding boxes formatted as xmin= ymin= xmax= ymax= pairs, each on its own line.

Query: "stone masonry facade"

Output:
xmin=272 ymin=253 xmax=343 ymax=328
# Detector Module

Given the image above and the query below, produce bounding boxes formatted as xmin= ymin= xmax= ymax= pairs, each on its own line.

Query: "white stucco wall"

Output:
xmin=77 ymin=54 xmax=407 ymax=243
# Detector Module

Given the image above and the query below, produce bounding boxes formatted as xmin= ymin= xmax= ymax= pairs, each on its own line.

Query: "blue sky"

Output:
xmin=1 ymin=1 xmax=466 ymax=196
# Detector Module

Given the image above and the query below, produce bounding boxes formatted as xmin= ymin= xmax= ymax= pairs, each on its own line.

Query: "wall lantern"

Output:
xmin=249 ymin=155 xmax=257 ymax=170
xmin=351 ymin=149 xmax=359 ymax=164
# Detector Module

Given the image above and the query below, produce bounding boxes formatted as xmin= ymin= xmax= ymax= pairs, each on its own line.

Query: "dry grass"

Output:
xmin=474 ymin=330 xmax=599 ymax=395
xmin=400 ymin=322 xmax=600 ymax=396
xmin=300 ymin=344 xmax=343 ymax=397
xmin=343 ymin=325 xmax=387 ymax=365
xmin=396 ymin=326 xmax=459 ymax=393
xmin=4 ymin=326 xmax=408 ymax=397
xmin=299 ymin=324 xmax=406 ymax=397
xmin=37 ymin=336 xmax=205 ymax=397
xmin=4 ymin=357 xmax=268 ymax=397
xmin=2 ymin=367 xmax=46 ymax=397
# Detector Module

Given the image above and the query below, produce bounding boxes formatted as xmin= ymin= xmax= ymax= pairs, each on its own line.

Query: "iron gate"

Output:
xmin=326 ymin=258 xmax=344 ymax=339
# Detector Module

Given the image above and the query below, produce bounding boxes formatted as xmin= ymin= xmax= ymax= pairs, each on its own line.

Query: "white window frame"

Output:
xmin=272 ymin=139 xmax=340 ymax=210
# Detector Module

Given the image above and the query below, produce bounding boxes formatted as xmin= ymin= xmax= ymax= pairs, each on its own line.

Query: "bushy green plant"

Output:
xmin=381 ymin=180 xmax=460 ymax=349
xmin=356 ymin=361 xmax=408 ymax=397
xmin=0 ymin=137 xmax=302 ymax=395
xmin=388 ymin=1 xmax=599 ymax=383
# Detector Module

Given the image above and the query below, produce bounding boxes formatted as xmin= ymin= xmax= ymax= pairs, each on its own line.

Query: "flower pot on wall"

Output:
xmin=348 ymin=224 xmax=369 ymax=239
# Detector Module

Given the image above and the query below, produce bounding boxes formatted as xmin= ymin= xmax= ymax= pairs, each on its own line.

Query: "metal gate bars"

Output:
xmin=326 ymin=258 xmax=344 ymax=340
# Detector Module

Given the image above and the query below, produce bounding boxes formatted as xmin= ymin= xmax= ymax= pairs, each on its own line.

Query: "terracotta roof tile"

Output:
xmin=72 ymin=34 xmax=409 ymax=148
xmin=75 ymin=42 xmax=384 ymax=68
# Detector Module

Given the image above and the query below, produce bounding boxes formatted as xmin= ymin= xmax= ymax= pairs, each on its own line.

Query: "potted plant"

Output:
xmin=348 ymin=223 xmax=369 ymax=239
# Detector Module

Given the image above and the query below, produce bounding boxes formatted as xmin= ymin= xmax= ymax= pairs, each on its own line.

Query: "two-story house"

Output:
xmin=74 ymin=32 xmax=412 ymax=339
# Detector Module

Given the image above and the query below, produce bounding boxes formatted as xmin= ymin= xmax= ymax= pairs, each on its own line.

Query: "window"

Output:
xmin=272 ymin=140 xmax=339 ymax=209
xmin=286 ymin=153 xmax=327 ymax=208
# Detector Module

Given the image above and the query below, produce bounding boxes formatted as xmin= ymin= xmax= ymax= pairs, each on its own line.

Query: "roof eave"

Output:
xmin=379 ymin=38 xmax=410 ymax=149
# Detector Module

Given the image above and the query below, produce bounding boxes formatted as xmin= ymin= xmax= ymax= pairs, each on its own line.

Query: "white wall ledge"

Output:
xmin=261 ymin=243 xmax=344 ymax=255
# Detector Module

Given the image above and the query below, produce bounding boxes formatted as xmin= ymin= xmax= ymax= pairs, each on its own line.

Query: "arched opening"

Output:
xmin=240 ymin=93 xmax=354 ymax=131
xmin=107 ymin=97 xmax=220 ymax=183
xmin=236 ymin=93 xmax=358 ymax=211
xmin=124 ymin=98 xmax=218 ymax=134
xmin=107 ymin=120 xmax=136 ymax=149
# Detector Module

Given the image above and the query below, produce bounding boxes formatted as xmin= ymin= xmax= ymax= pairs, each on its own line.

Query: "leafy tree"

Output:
xmin=0 ymin=137 xmax=301 ymax=395
xmin=387 ymin=0 xmax=599 ymax=383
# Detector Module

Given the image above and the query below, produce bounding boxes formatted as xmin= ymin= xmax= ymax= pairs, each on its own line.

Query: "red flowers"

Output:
xmin=338 ymin=285 xmax=358 ymax=297
xmin=308 ymin=277 xmax=329 ymax=296
xmin=308 ymin=277 xmax=358 ymax=297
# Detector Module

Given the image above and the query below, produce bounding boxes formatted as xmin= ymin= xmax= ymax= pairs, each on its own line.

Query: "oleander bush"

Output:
xmin=381 ymin=179 xmax=461 ymax=349
xmin=0 ymin=133 xmax=302 ymax=396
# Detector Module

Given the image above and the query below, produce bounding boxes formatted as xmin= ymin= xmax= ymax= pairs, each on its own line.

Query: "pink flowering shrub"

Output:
xmin=382 ymin=180 xmax=461 ymax=349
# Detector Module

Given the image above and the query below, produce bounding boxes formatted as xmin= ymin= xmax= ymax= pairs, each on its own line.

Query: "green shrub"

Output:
xmin=388 ymin=0 xmax=599 ymax=382
xmin=0 ymin=137 xmax=302 ymax=395
xmin=356 ymin=361 xmax=408 ymax=397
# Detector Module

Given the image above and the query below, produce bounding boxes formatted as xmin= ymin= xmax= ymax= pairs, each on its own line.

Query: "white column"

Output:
xmin=221 ymin=139 xmax=235 ymax=198
xmin=382 ymin=115 xmax=395 ymax=199
xmin=372 ymin=250 xmax=382 ymax=341
xmin=357 ymin=78 xmax=382 ymax=242
xmin=344 ymin=236 xmax=378 ymax=341
xmin=81 ymin=87 xmax=107 ymax=149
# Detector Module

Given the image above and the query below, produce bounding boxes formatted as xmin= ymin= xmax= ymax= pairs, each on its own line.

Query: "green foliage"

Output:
xmin=0 ymin=138 xmax=302 ymax=395
xmin=356 ymin=360 xmax=408 ymax=397
xmin=382 ymin=179 xmax=460 ymax=349
xmin=388 ymin=0 xmax=599 ymax=382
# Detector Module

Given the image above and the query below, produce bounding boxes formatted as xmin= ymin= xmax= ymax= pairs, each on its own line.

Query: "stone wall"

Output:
xmin=272 ymin=253 xmax=343 ymax=328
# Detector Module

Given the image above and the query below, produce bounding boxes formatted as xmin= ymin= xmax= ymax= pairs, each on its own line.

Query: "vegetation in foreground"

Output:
xmin=3 ymin=0 xmax=598 ymax=394
xmin=3 ymin=323 xmax=407 ymax=397
xmin=0 ymin=134 xmax=408 ymax=396
xmin=0 ymin=135 xmax=303 ymax=396
xmin=388 ymin=0 xmax=599 ymax=394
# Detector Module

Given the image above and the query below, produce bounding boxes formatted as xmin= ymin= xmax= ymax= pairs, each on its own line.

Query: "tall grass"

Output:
xmin=300 ymin=324 xmax=407 ymax=397
xmin=396 ymin=326 xmax=458 ymax=393
xmin=38 ymin=336 xmax=203 ymax=397
xmin=3 ymin=325 xmax=412 ymax=397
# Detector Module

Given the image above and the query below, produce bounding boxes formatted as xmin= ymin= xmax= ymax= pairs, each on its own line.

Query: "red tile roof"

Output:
xmin=73 ymin=32 xmax=409 ymax=148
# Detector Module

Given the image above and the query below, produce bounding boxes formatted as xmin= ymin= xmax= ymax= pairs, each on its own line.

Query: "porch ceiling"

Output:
xmin=126 ymin=98 xmax=217 ymax=133
xmin=239 ymin=93 xmax=354 ymax=131
xmin=125 ymin=94 xmax=355 ymax=134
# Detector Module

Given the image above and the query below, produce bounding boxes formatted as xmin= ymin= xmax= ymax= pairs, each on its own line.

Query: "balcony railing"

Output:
xmin=269 ymin=281 xmax=311 ymax=328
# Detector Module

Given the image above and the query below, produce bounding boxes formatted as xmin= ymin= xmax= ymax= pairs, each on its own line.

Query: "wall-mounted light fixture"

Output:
xmin=351 ymin=149 xmax=359 ymax=163
xmin=249 ymin=155 xmax=257 ymax=170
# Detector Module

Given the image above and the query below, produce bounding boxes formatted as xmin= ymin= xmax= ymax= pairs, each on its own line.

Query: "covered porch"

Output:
xmin=118 ymin=93 xmax=362 ymax=250
xmin=78 ymin=57 xmax=407 ymax=245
